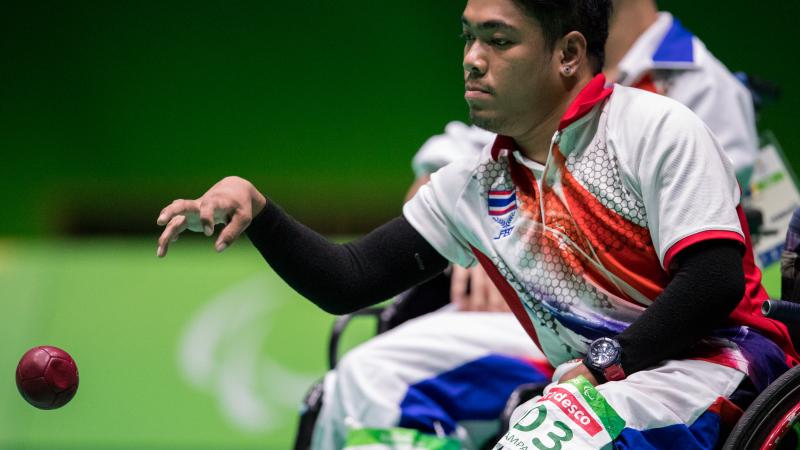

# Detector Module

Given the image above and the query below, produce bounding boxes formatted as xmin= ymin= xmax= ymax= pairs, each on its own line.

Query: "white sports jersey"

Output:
xmin=411 ymin=121 xmax=495 ymax=178
xmin=410 ymin=13 xmax=758 ymax=180
xmin=616 ymin=12 xmax=758 ymax=178
xmin=404 ymin=75 xmax=796 ymax=368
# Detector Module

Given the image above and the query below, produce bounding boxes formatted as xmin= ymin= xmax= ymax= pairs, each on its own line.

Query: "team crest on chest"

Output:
xmin=488 ymin=189 xmax=517 ymax=240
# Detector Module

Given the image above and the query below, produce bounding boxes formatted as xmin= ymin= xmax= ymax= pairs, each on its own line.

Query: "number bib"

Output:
xmin=497 ymin=376 xmax=625 ymax=450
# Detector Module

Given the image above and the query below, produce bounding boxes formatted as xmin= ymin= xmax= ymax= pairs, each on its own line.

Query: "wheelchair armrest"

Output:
xmin=377 ymin=272 xmax=451 ymax=333
xmin=763 ymin=300 xmax=800 ymax=327
xmin=329 ymin=307 xmax=385 ymax=370
xmin=327 ymin=273 xmax=452 ymax=369
xmin=762 ymin=300 xmax=800 ymax=354
xmin=294 ymin=378 xmax=325 ymax=450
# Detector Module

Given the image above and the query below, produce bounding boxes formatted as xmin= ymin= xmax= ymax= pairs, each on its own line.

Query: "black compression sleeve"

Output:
xmin=614 ymin=240 xmax=745 ymax=377
xmin=244 ymin=200 xmax=449 ymax=315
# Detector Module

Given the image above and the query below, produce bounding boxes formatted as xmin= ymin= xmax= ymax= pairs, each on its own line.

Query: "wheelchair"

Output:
xmin=722 ymin=299 xmax=800 ymax=449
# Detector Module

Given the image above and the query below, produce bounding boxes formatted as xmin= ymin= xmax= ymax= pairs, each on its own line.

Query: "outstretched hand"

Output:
xmin=156 ymin=176 xmax=267 ymax=257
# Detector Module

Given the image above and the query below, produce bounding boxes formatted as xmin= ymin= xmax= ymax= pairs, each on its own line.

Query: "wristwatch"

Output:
xmin=584 ymin=337 xmax=626 ymax=382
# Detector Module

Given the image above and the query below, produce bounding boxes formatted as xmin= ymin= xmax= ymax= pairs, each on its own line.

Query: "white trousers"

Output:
xmin=497 ymin=359 xmax=745 ymax=449
xmin=312 ymin=309 xmax=548 ymax=450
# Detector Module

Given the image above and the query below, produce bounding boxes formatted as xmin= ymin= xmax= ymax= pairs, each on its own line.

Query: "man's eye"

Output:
xmin=491 ymin=38 xmax=511 ymax=47
xmin=459 ymin=32 xmax=475 ymax=42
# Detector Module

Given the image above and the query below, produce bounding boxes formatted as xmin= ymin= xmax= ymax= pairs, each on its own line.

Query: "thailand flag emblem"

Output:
xmin=488 ymin=190 xmax=517 ymax=216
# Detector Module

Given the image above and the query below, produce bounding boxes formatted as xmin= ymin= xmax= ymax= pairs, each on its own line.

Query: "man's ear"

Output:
xmin=558 ymin=31 xmax=587 ymax=77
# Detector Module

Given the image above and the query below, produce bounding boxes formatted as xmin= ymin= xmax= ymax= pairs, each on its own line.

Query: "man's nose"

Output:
xmin=463 ymin=44 xmax=487 ymax=77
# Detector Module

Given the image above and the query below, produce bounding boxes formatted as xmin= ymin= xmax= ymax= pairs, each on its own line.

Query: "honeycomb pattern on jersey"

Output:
xmin=472 ymin=152 xmax=622 ymax=361
xmin=514 ymin=210 xmax=617 ymax=313
xmin=564 ymin=115 xmax=648 ymax=228
xmin=560 ymin=171 xmax=653 ymax=256
xmin=475 ymin=152 xmax=514 ymax=192
xmin=474 ymin=155 xmax=565 ymax=330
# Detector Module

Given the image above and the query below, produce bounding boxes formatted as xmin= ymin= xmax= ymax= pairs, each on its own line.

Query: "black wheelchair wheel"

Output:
xmin=723 ymin=365 xmax=800 ymax=450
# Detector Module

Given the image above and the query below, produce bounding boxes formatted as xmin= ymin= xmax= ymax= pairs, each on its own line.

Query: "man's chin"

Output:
xmin=469 ymin=111 xmax=502 ymax=133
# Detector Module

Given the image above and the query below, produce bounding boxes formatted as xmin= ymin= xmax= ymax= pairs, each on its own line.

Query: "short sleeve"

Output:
xmin=665 ymin=51 xmax=759 ymax=182
xmin=403 ymin=158 xmax=478 ymax=268
xmin=614 ymin=92 xmax=745 ymax=271
xmin=411 ymin=122 xmax=495 ymax=178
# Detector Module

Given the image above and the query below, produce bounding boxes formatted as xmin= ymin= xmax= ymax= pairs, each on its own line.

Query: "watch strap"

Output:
xmin=603 ymin=364 xmax=626 ymax=382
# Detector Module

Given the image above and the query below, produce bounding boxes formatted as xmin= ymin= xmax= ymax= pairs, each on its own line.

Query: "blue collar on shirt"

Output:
xmin=652 ymin=18 xmax=695 ymax=65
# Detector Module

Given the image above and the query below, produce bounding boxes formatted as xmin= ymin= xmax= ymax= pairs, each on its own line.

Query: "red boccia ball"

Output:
xmin=16 ymin=346 xmax=79 ymax=410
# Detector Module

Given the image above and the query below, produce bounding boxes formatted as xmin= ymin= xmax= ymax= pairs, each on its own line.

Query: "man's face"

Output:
xmin=462 ymin=0 xmax=562 ymax=137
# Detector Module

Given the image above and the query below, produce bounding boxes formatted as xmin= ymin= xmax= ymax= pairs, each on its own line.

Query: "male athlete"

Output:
xmin=157 ymin=0 xmax=796 ymax=447
xmin=310 ymin=0 xmax=763 ymax=447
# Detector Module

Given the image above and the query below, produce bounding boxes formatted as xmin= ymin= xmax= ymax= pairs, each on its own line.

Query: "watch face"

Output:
xmin=588 ymin=338 xmax=621 ymax=369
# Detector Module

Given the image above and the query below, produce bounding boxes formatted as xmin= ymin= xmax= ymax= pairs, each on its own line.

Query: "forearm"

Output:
xmin=245 ymin=201 xmax=449 ymax=314
xmin=615 ymin=240 xmax=745 ymax=376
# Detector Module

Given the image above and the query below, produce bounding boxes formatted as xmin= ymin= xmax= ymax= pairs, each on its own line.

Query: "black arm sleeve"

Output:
xmin=244 ymin=200 xmax=449 ymax=315
xmin=610 ymin=240 xmax=745 ymax=379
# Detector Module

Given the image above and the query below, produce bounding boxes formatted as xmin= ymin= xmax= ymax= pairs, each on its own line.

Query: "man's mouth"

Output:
xmin=465 ymin=83 xmax=493 ymax=100
xmin=465 ymin=83 xmax=492 ymax=94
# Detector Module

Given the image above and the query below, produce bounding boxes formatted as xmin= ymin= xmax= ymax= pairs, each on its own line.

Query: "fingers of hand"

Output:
xmin=157 ymin=215 xmax=188 ymax=258
xmin=157 ymin=199 xmax=199 ymax=226
xmin=214 ymin=210 xmax=252 ymax=253
xmin=198 ymin=200 xmax=220 ymax=236
xmin=156 ymin=182 xmax=255 ymax=257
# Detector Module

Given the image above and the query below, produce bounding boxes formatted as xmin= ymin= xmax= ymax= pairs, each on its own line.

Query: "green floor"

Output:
xmin=0 ymin=238 xmax=782 ymax=449
xmin=0 ymin=238 xmax=380 ymax=449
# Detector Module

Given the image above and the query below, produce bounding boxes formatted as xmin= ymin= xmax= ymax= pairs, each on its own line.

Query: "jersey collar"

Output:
xmin=559 ymin=73 xmax=613 ymax=130
xmin=491 ymin=73 xmax=612 ymax=160
xmin=616 ymin=12 xmax=699 ymax=86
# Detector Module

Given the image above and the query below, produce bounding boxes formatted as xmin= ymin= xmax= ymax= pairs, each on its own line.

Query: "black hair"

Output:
xmin=512 ymin=0 xmax=612 ymax=74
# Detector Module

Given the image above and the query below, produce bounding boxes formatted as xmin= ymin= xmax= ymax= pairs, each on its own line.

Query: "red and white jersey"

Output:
xmin=404 ymin=75 xmax=797 ymax=368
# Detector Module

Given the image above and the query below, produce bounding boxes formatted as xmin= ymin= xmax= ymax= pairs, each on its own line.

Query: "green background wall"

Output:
xmin=2 ymin=0 xmax=799 ymax=236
